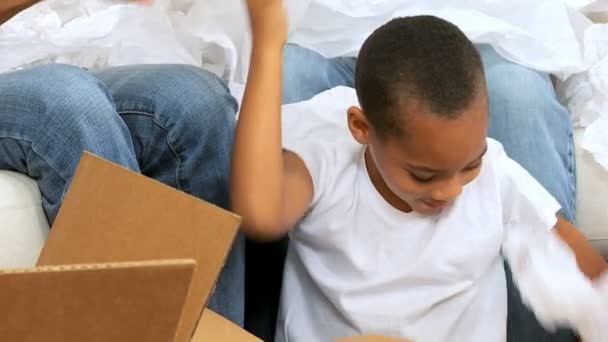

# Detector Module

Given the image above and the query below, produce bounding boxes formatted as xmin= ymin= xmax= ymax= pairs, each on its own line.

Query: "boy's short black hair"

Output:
xmin=355 ymin=15 xmax=485 ymax=139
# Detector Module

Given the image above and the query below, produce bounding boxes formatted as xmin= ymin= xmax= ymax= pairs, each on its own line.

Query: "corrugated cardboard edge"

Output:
xmin=0 ymin=259 xmax=196 ymax=342
xmin=187 ymin=246 xmax=242 ymax=342
xmin=334 ymin=336 xmax=414 ymax=342
xmin=39 ymin=152 xmax=243 ymax=342
xmin=62 ymin=152 xmax=243 ymax=222
xmin=192 ymin=309 xmax=262 ymax=342
xmin=1 ymin=259 xmax=196 ymax=274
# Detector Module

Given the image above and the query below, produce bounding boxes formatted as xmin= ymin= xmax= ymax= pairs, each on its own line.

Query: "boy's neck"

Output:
xmin=364 ymin=147 xmax=413 ymax=213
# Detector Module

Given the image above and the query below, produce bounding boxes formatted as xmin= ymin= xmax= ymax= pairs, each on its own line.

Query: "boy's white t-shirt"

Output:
xmin=275 ymin=137 xmax=560 ymax=342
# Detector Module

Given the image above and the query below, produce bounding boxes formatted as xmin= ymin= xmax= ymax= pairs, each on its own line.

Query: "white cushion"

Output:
xmin=575 ymin=128 xmax=608 ymax=257
xmin=0 ymin=171 xmax=49 ymax=268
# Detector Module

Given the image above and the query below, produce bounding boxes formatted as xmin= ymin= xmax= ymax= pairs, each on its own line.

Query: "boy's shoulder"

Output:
xmin=485 ymin=138 xmax=506 ymax=159
xmin=481 ymin=138 xmax=560 ymax=216
xmin=478 ymin=138 xmax=509 ymax=178
xmin=482 ymin=138 xmax=527 ymax=179
xmin=284 ymin=136 xmax=364 ymax=180
xmin=461 ymin=138 xmax=515 ymax=199
xmin=284 ymin=136 xmax=366 ymax=211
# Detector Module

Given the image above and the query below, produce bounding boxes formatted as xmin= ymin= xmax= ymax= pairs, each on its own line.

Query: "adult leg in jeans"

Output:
xmin=277 ymin=44 xmax=578 ymax=341
xmin=94 ymin=64 xmax=244 ymax=326
xmin=0 ymin=64 xmax=141 ymax=222
xmin=0 ymin=64 xmax=244 ymax=325
xmin=282 ymin=44 xmax=357 ymax=104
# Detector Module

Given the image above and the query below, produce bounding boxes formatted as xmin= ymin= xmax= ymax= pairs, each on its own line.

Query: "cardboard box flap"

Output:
xmin=37 ymin=153 xmax=242 ymax=342
xmin=192 ymin=309 xmax=262 ymax=342
xmin=0 ymin=260 xmax=194 ymax=342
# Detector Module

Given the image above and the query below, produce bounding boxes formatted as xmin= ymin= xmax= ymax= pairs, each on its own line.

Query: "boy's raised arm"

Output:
xmin=231 ymin=0 xmax=314 ymax=240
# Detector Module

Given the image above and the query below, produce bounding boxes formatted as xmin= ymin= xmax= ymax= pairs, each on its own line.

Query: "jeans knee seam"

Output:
xmin=0 ymin=136 xmax=69 ymax=184
xmin=171 ymin=95 xmax=236 ymax=198
xmin=117 ymin=110 xmax=183 ymax=190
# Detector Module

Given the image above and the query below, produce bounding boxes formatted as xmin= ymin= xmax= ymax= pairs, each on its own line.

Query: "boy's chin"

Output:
xmin=412 ymin=201 xmax=448 ymax=215
xmin=413 ymin=207 xmax=443 ymax=216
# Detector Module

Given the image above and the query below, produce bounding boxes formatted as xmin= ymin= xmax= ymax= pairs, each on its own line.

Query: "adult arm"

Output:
xmin=0 ymin=0 xmax=39 ymax=25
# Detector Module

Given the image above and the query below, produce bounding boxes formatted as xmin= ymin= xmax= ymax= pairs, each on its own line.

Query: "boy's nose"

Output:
xmin=431 ymin=177 xmax=463 ymax=202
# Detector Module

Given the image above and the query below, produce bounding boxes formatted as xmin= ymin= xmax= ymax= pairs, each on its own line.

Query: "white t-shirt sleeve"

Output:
xmin=496 ymin=145 xmax=561 ymax=231
xmin=283 ymin=140 xmax=335 ymax=206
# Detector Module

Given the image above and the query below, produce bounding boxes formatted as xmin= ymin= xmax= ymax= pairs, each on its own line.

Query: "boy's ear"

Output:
xmin=347 ymin=106 xmax=372 ymax=145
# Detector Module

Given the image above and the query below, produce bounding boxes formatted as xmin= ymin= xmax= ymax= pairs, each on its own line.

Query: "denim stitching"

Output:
xmin=173 ymin=96 xmax=237 ymax=198
xmin=117 ymin=110 xmax=183 ymax=191
xmin=0 ymin=136 xmax=69 ymax=184
xmin=567 ymin=130 xmax=577 ymax=222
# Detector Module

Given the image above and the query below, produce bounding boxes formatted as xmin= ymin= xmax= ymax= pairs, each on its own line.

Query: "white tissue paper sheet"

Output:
xmin=556 ymin=23 xmax=608 ymax=168
xmin=288 ymin=0 xmax=589 ymax=78
xmin=0 ymin=0 xmax=199 ymax=72
xmin=0 ymin=0 xmax=591 ymax=78
xmin=1 ymin=0 xmax=608 ymax=170
xmin=582 ymin=115 xmax=608 ymax=169
xmin=502 ymin=225 xmax=608 ymax=342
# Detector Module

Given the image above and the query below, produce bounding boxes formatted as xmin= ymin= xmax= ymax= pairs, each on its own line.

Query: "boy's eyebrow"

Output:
xmin=406 ymin=145 xmax=489 ymax=173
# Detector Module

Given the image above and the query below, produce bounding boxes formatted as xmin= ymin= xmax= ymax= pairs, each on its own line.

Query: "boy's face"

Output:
xmin=349 ymin=94 xmax=488 ymax=215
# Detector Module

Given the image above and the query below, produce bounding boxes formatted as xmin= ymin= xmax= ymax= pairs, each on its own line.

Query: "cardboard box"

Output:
xmin=0 ymin=260 xmax=196 ymax=342
xmin=0 ymin=153 xmax=412 ymax=342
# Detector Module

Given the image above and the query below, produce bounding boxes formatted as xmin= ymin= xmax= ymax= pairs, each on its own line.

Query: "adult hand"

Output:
xmin=1 ymin=0 xmax=36 ymax=24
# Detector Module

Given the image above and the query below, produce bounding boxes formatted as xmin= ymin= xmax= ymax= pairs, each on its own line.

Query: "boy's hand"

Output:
xmin=245 ymin=0 xmax=288 ymax=48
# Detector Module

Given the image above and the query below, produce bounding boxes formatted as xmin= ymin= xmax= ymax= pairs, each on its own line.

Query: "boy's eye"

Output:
xmin=464 ymin=160 xmax=483 ymax=171
xmin=410 ymin=172 xmax=435 ymax=183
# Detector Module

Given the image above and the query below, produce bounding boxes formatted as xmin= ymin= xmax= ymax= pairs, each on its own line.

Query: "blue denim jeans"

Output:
xmin=275 ymin=44 xmax=576 ymax=341
xmin=0 ymin=64 xmax=244 ymax=326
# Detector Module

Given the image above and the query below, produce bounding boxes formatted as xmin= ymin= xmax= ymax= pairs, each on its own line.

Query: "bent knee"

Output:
xmin=23 ymin=64 xmax=108 ymax=98
xmin=1 ymin=64 xmax=115 ymax=128
xmin=132 ymin=65 xmax=238 ymax=137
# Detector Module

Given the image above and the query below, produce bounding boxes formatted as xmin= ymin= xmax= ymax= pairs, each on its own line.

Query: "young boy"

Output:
xmin=234 ymin=1 xmax=607 ymax=341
